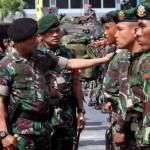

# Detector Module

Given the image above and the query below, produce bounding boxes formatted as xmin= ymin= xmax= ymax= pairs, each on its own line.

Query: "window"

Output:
xmin=51 ymin=0 xmax=56 ymax=5
xmin=84 ymin=0 xmax=89 ymax=4
xmin=56 ymin=0 xmax=68 ymax=8
xmin=71 ymin=0 xmax=83 ymax=8
xmin=25 ymin=0 xmax=35 ymax=9
xmin=103 ymin=0 xmax=115 ymax=8
xmin=89 ymin=0 xmax=101 ymax=8
xmin=43 ymin=0 xmax=49 ymax=7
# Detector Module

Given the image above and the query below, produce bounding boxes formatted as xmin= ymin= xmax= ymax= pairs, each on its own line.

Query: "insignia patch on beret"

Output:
xmin=118 ymin=11 xmax=126 ymax=21
xmin=137 ymin=5 xmax=146 ymax=17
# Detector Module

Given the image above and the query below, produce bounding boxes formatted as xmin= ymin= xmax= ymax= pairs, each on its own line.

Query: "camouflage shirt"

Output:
xmin=102 ymin=49 xmax=130 ymax=112
xmin=49 ymin=46 xmax=78 ymax=129
xmin=127 ymin=52 xmax=150 ymax=145
xmin=0 ymin=48 xmax=68 ymax=135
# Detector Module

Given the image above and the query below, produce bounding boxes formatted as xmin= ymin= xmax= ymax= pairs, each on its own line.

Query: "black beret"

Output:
xmin=7 ymin=18 xmax=38 ymax=42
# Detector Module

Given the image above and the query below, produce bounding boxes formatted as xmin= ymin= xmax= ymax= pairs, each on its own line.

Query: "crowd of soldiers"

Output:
xmin=0 ymin=2 xmax=149 ymax=150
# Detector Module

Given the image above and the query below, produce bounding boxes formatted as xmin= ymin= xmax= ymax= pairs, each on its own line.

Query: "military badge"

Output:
xmin=137 ymin=5 xmax=146 ymax=17
xmin=118 ymin=11 xmax=126 ymax=21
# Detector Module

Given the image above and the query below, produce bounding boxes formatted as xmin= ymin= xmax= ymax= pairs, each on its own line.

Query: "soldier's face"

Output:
xmin=41 ymin=26 xmax=62 ymax=47
xmin=17 ymin=33 xmax=38 ymax=54
xmin=104 ymin=22 xmax=117 ymax=45
xmin=115 ymin=22 xmax=137 ymax=50
xmin=136 ymin=19 xmax=150 ymax=51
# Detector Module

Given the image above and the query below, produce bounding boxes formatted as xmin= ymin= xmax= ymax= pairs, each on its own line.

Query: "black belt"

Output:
xmin=19 ymin=109 xmax=54 ymax=122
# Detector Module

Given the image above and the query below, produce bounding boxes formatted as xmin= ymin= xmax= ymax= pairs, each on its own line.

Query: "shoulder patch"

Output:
xmin=140 ymin=56 xmax=150 ymax=73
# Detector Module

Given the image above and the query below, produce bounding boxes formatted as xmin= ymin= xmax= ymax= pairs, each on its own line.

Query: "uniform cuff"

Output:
xmin=0 ymin=85 xmax=9 ymax=96
xmin=55 ymin=56 xmax=68 ymax=72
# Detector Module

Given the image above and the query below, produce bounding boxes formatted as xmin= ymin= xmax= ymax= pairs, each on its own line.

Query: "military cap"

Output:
xmin=101 ymin=10 xmax=119 ymax=24
xmin=38 ymin=14 xmax=59 ymax=34
xmin=135 ymin=3 xmax=150 ymax=20
xmin=7 ymin=18 xmax=38 ymax=42
xmin=116 ymin=8 xmax=138 ymax=23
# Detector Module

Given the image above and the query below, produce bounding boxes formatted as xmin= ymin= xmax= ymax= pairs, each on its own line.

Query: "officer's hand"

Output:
xmin=104 ymin=102 xmax=112 ymax=111
xmin=103 ymin=53 xmax=114 ymax=62
xmin=114 ymin=132 xmax=125 ymax=144
xmin=77 ymin=113 xmax=86 ymax=131
xmin=2 ymin=135 xmax=18 ymax=150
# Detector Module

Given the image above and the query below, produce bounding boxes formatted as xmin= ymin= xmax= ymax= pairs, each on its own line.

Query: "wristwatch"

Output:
xmin=0 ymin=131 xmax=8 ymax=139
xmin=77 ymin=108 xmax=85 ymax=114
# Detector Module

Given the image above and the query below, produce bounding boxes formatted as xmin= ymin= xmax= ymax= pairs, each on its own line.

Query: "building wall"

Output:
xmin=24 ymin=0 xmax=121 ymax=18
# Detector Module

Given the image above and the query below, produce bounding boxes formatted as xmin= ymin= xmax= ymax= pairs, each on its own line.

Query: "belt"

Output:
xmin=19 ymin=109 xmax=54 ymax=122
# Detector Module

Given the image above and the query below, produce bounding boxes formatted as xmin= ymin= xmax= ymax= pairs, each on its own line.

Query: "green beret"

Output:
xmin=38 ymin=14 xmax=59 ymax=34
xmin=135 ymin=3 xmax=150 ymax=20
xmin=101 ymin=10 xmax=119 ymax=24
xmin=7 ymin=18 xmax=38 ymax=42
xmin=116 ymin=8 xmax=138 ymax=23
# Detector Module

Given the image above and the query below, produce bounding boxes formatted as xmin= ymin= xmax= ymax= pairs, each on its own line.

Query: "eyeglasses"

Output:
xmin=46 ymin=28 xmax=61 ymax=36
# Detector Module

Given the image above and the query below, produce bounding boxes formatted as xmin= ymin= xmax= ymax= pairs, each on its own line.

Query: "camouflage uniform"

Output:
xmin=127 ymin=52 xmax=150 ymax=148
xmin=0 ymin=48 xmax=68 ymax=150
xmin=46 ymin=45 xmax=78 ymax=150
xmin=102 ymin=49 xmax=132 ymax=148
xmin=101 ymin=49 xmax=127 ymax=109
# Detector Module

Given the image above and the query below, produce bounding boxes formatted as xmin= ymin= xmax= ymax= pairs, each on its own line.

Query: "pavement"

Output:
xmin=79 ymin=102 xmax=110 ymax=150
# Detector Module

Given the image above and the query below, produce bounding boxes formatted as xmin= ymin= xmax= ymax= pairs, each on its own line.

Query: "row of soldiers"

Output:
xmin=98 ymin=3 xmax=150 ymax=150
xmin=0 ymin=11 xmax=113 ymax=150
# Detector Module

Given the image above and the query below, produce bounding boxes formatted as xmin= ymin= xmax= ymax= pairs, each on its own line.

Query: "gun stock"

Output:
xmin=72 ymin=128 xmax=82 ymax=150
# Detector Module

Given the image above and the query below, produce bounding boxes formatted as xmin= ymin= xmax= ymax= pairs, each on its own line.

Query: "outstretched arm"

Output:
xmin=66 ymin=53 xmax=113 ymax=70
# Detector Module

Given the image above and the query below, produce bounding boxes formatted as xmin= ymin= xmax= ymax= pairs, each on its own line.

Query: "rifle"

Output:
xmin=72 ymin=128 xmax=82 ymax=150
xmin=0 ymin=140 xmax=4 ymax=150
xmin=105 ymin=126 xmax=114 ymax=150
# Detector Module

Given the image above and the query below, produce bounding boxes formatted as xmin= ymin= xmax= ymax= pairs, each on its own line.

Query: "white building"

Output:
xmin=24 ymin=0 xmax=122 ymax=18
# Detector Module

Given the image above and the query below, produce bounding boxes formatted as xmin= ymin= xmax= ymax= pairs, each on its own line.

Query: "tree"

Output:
xmin=0 ymin=0 xmax=26 ymax=22
xmin=143 ymin=0 xmax=150 ymax=2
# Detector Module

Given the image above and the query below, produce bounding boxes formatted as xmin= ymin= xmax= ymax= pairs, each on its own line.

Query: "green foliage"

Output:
xmin=142 ymin=0 xmax=150 ymax=2
xmin=0 ymin=0 xmax=26 ymax=22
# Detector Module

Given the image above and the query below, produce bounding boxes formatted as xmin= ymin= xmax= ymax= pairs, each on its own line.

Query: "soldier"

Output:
xmin=0 ymin=18 xmax=113 ymax=150
xmin=99 ymin=10 xmax=119 ymax=110
xmin=113 ymin=8 xmax=141 ymax=148
xmin=100 ymin=10 xmax=133 ymax=149
xmin=84 ymin=4 xmax=96 ymax=22
xmin=38 ymin=13 xmax=85 ymax=150
xmin=125 ymin=3 xmax=150 ymax=149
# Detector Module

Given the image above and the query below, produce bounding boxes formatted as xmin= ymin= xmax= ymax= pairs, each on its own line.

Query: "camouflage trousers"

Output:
xmin=51 ymin=127 xmax=76 ymax=150
xmin=16 ymin=134 xmax=51 ymax=150
xmin=51 ymin=100 xmax=77 ymax=150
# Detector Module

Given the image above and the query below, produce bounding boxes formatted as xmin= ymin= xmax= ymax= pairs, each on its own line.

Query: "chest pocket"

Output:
xmin=12 ymin=63 xmax=34 ymax=99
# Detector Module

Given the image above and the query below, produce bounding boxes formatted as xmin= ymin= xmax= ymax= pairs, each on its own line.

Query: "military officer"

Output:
xmin=38 ymin=13 xmax=85 ymax=150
